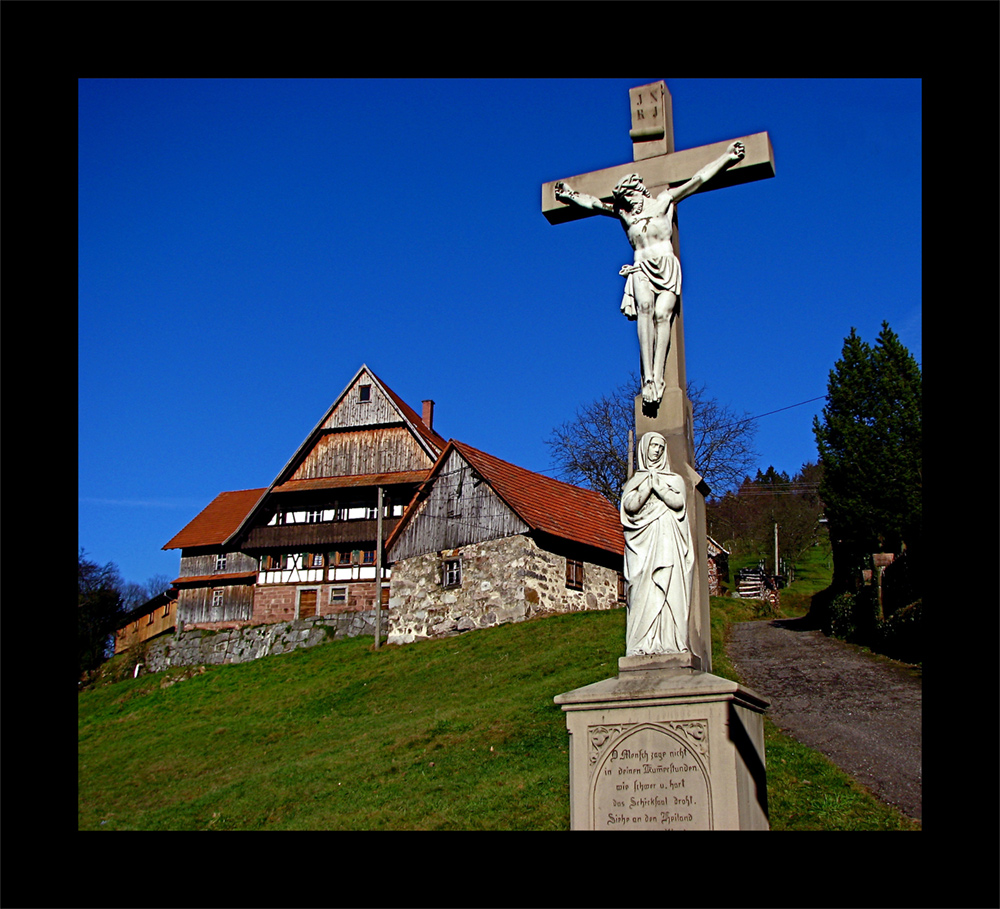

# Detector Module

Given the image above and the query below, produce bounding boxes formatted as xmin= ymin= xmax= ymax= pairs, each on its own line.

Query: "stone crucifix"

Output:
xmin=542 ymin=81 xmax=775 ymax=671
xmin=543 ymin=81 xmax=775 ymax=418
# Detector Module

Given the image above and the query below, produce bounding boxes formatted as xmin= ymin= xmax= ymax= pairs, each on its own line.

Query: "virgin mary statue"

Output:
xmin=620 ymin=432 xmax=695 ymax=656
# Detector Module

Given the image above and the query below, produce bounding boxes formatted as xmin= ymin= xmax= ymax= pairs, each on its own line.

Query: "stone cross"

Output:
xmin=543 ymin=81 xmax=774 ymax=429
xmin=542 ymin=81 xmax=775 ymax=671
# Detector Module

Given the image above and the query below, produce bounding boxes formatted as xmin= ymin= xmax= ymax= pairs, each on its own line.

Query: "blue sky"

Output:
xmin=78 ymin=78 xmax=921 ymax=588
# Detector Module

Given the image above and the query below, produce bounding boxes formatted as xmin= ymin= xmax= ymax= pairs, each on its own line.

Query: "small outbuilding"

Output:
xmin=114 ymin=588 xmax=179 ymax=654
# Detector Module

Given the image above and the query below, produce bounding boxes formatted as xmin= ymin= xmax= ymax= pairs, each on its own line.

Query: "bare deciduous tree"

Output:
xmin=120 ymin=574 xmax=174 ymax=611
xmin=546 ymin=373 xmax=759 ymax=504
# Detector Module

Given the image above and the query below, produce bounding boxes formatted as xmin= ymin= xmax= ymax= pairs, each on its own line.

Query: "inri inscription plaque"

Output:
xmin=590 ymin=721 xmax=712 ymax=829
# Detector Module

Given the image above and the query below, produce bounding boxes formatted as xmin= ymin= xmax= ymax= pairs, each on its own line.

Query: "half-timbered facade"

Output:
xmin=384 ymin=440 xmax=626 ymax=643
xmin=161 ymin=366 xmax=445 ymax=632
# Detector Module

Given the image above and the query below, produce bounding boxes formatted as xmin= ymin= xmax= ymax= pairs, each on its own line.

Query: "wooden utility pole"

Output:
xmin=774 ymin=522 xmax=779 ymax=579
xmin=374 ymin=486 xmax=384 ymax=649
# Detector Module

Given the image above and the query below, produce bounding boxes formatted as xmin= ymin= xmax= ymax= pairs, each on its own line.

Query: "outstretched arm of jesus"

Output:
xmin=554 ymin=181 xmax=617 ymax=217
xmin=661 ymin=141 xmax=746 ymax=205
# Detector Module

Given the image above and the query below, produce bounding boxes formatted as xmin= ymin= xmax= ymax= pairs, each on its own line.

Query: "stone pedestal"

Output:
xmin=554 ymin=668 xmax=770 ymax=830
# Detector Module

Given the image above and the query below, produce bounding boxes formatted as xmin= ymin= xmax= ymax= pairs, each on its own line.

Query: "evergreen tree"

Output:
xmin=813 ymin=322 xmax=921 ymax=589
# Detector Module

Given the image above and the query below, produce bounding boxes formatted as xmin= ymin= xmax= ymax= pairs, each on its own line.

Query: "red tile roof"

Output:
xmin=371 ymin=368 xmax=447 ymax=454
xmin=447 ymin=441 xmax=624 ymax=557
xmin=162 ymin=488 xmax=266 ymax=550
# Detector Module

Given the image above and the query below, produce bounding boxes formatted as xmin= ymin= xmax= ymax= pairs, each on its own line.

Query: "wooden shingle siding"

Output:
xmin=389 ymin=449 xmax=529 ymax=561
xmin=178 ymin=550 xmax=258 ymax=579
xmin=291 ymin=427 xmax=432 ymax=480
xmin=322 ymin=379 xmax=398 ymax=430
xmin=114 ymin=592 xmax=177 ymax=653
xmin=178 ymin=583 xmax=254 ymax=625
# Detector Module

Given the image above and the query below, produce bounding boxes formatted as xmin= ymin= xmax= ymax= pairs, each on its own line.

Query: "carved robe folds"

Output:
xmin=620 ymin=433 xmax=695 ymax=656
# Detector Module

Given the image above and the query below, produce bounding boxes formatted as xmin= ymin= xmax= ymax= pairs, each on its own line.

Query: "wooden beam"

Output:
xmin=541 ymin=131 xmax=774 ymax=225
xmin=374 ymin=485 xmax=384 ymax=649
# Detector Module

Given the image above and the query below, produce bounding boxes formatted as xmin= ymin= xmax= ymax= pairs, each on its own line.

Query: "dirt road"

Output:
xmin=726 ymin=616 xmax=922 ymax=821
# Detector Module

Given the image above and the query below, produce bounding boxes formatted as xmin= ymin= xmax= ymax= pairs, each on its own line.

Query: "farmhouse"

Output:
xmin=116 ymin=365 xmax=627 ymax=652
xmin=160 ymin=365 xmax=444 ymax=632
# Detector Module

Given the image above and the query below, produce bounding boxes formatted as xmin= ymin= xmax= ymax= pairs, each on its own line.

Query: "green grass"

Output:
xmin=79 ymin=586 xmax=919 ymax=830
xmin=778 ymin=532 xmax=837 ymax=615
xmin=79 ymin=614 xmax=622 ymax=831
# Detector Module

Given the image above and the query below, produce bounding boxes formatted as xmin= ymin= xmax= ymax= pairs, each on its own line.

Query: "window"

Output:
xmin=212 ymin=589 xmax=224 ymax=608
xmin=163 ymin=602 xmax=172 ymax=617
xmin=362 ymin=550 xmax=376 ymax=565
xmin=305 ymin=509 xmax=323 ymax=524
xmin=442 ymin=558 xmax=462 ymax=588
xmin=147 ymin=611 xmax=155 ymax=625
xmin=333 ymin=506 xmax=348 ymax=522
xmin=330 ymin=586 xmax=348 ymax=605
xmin=617 ymin=573 xmax=628 ymax=603
xmin=337 ymin=550 xmax=354 ymax=566
xmin=307 ymin=552 xmax=324 ymax=569
xmin=566 ymin=559 xmax=584 ymax=590
xmin=359 ymin=384 xmax=372 ymax=403
xmin=215 ymin=553 xmax=227 ymax=572
xmin=263 ymin=553 xmax=285 ymax=571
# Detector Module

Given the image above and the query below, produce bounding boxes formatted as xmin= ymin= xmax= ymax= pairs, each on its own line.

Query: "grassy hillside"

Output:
xmin=79 ymin=588 xmax=918 ymax=830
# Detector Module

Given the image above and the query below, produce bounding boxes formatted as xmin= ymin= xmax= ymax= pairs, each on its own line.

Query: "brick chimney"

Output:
xmin=421 ymin=400 xmax=435 ymax=432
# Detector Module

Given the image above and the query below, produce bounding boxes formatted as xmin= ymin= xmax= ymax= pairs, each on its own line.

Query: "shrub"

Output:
xmin=881 ymin=551 xmax=920 ymax=617
xmin=874 ymin=599 xmax=922 ymax=664
xmin=826 ymin=591 xmax=857 ymax=640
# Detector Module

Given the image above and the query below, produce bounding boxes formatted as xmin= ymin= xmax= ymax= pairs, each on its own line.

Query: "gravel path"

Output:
xmin=726 ymin=616 xmax=922 ymax=821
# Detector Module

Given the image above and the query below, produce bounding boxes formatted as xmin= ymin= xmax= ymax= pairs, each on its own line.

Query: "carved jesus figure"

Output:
xmin=555 ymin=142 xmax=745 ymax=405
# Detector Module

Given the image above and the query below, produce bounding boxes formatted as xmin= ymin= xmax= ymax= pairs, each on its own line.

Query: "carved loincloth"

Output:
xmin=619 ymin=255 xmax=682 ymax=320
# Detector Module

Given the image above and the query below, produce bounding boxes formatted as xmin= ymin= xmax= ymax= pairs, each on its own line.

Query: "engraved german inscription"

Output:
xmin=591 ymin=723 xmax=711 ymax=829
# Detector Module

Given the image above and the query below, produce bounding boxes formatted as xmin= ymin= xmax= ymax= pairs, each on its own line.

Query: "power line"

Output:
xmin=725 ymin=486 xmax=821 ymax=497
xmin=536 ymin=393 xmax=829 ymax=477
xmin=720 ymin=395 xmax=828 ymax=431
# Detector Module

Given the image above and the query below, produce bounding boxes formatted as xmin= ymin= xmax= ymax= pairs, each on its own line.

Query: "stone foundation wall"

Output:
xmin=388 ymin=534 xmax=622 ymax=644
xmin=251 ymin=585 xmax=298 ymax=624
xmin=137 ymin=609 xmax=387 ymax=673
xmin=250 ymin=581 xmax=380 ymax=625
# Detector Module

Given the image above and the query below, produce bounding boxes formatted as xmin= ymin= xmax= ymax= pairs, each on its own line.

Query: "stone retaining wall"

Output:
xmin=137 ymin=608 xmax=387 ymax=673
